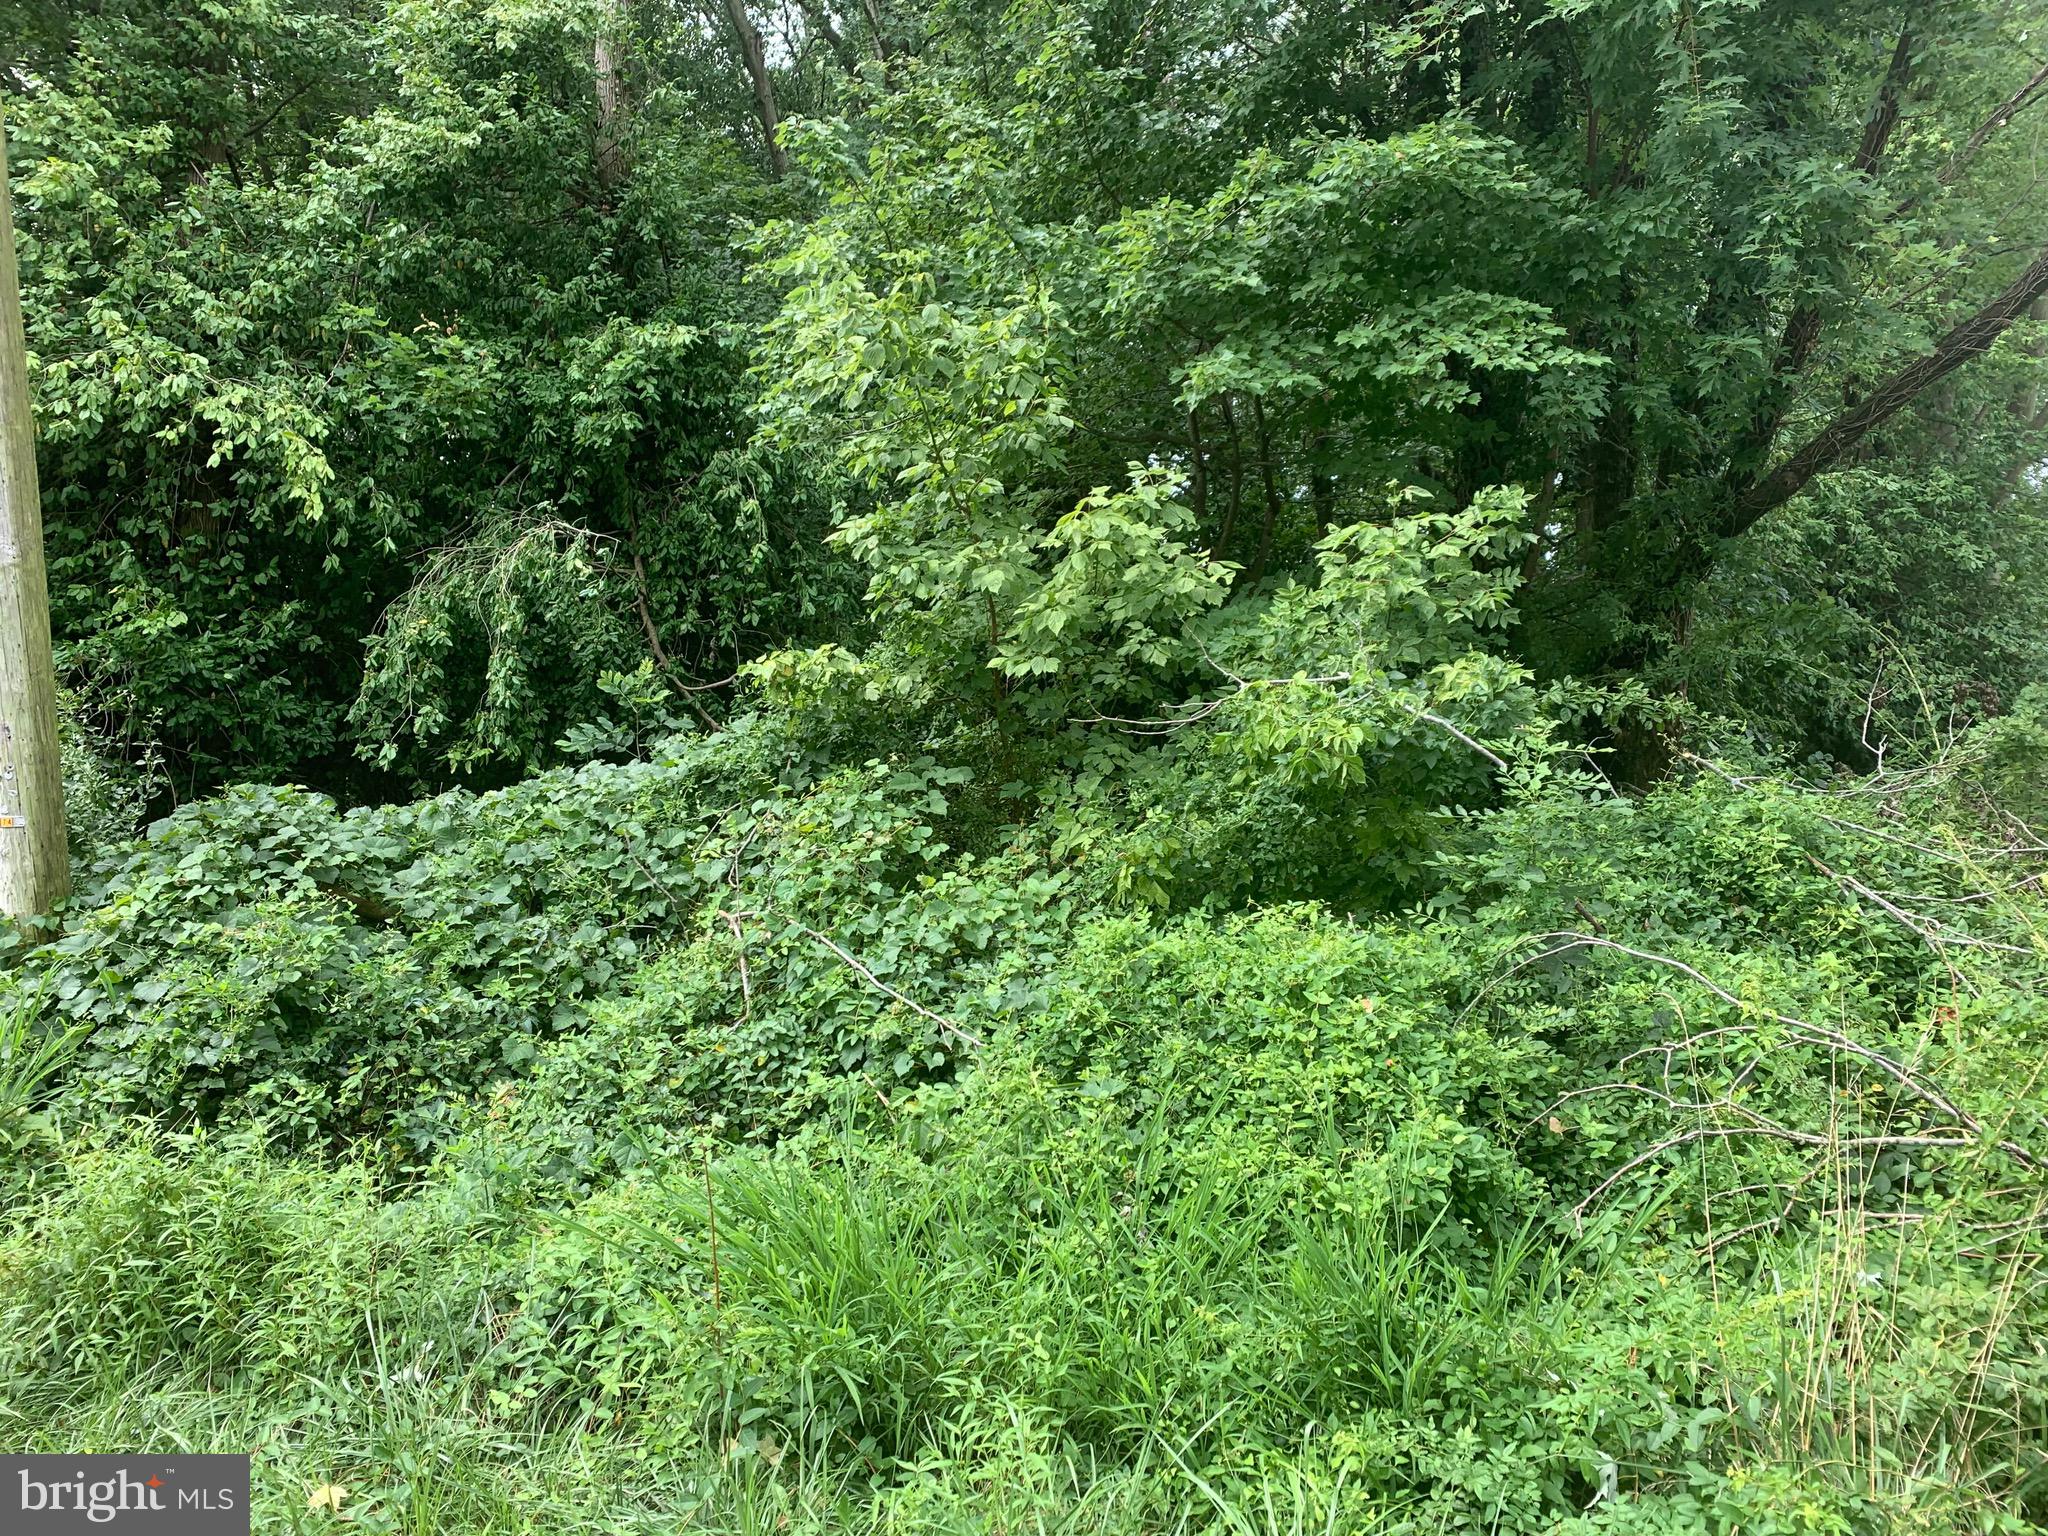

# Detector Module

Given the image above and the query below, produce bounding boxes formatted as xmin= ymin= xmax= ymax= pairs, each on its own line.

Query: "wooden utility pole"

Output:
xmin=0 ymin=118 xmax=70 ymax=920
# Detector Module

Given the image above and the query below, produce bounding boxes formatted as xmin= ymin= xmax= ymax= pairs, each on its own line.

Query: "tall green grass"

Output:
xmin=3 ymin=1113 xmax=2042 ymax=1531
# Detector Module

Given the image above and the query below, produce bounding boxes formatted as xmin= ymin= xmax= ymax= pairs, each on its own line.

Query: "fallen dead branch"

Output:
xmin=1505 ymin=931 xmax=2044 ymax=1236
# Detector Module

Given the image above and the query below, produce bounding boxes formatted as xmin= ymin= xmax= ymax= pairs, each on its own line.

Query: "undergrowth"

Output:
xmin=3 ymin=693 xmax=2046 ymax=1530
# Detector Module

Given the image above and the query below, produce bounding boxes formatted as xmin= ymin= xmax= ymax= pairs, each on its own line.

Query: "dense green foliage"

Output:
xmin=10 ymin=0 xmax=854 ymax=794
xmin=16 ymin=0 xmax=2048 ymax=802
xmin=7 ymin=0 xmax=2048 ymax=1529
xmin=8 ymin=706 xmax=2048 ymax=1528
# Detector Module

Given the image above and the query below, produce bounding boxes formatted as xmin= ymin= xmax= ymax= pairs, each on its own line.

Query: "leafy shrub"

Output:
xmin=9 ymin=714 xmax=1077 ymax=1155
xmin=13 ymin=734 xmax=778 ymax=1148
xmin=7 ymin=538 xmax=2048 ymax=1529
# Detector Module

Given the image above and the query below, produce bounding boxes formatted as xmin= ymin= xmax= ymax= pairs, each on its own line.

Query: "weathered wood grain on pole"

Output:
xmin=0 ymin=118 xmax=71 ymax=920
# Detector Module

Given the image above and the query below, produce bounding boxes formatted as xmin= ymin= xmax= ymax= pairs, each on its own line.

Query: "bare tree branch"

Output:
xmin=793 ymin=0 xmax=857 ymax=74
xmin=1514 ymin=931 xmax=2042 ymax=1170
xmin=792 ymin=923 xmax=984 ymax=1049
xmin=1072 ymin=671 xmax=1513 ymax=771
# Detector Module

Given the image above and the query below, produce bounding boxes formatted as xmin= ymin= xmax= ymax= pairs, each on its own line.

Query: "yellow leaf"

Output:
xmin=307 ymin=1484 xmax=348 ymax=1513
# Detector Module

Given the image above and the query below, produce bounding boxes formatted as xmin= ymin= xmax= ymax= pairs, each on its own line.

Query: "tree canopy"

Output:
xmin=9 ymin=0 xmax=2048 ymax=804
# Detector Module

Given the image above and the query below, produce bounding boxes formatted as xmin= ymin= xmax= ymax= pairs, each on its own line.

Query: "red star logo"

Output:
xmin=146 ymin=1477 xmax=163 ymax=1489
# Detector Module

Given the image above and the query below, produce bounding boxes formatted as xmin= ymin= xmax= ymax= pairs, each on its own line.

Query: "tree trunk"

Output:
xmin=1541 ymin=241 xmax=2048 ymax=681
xmin=0 ymin=122 xmax=70 ymax=921
xmin=1249 ymin=396 xmax=1282 ymax=583
xmin=859 ymin=0 xmax=892 ymax=63
xmin=1215 ymin=394 xmax=1243 ymax=565
xmin=722 ymin=0 xmax=787 ymax=178
xmin=1992 ymin=294 xmax=2048 ymax=506
xmin=1727 ymin=28 xmax=1912 ymax=479
xmin=594 ymin=0 xmax=630 ymax=188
